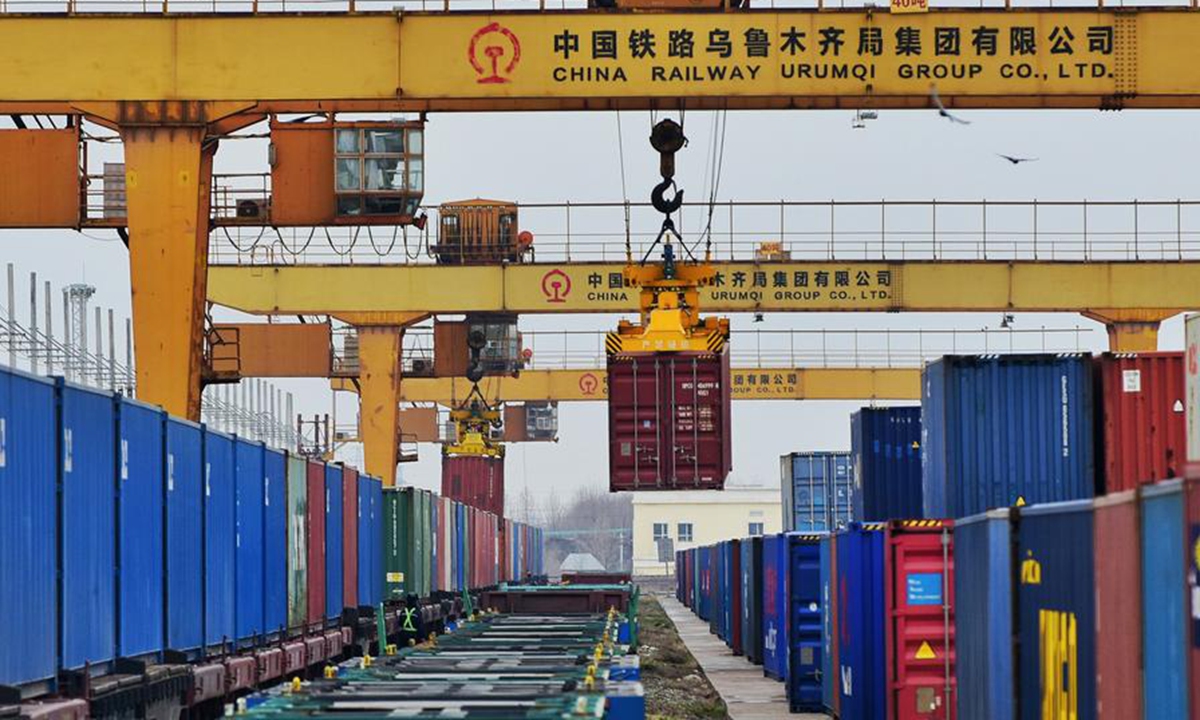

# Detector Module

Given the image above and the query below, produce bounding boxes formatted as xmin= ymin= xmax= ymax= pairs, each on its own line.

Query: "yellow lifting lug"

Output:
xmin=289 ymin=676 xmax=303 ymax=693
xmin=385 ymin=643 xmax=397 ymax=656
xmin=323 ymin=665 xmax=337 ymax=679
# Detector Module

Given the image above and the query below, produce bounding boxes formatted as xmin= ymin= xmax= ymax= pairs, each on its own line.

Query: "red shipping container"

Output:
xmin=304 ymin=460 xmax=326 ymax=627
xmin=341 ymin=465 xmax=358 ymax=608
xmin=1097 ymin=352 xmax=1187 ymax=492
xmin=607 ymin=350 xmax=732 ymax=491
xmin=884 ymin=520 xmax=956 ymax=720
xmin=1093 ymin=490 xmax=1143 ymax=719
xmin=442 ymin=455 xmax=504 ymax=516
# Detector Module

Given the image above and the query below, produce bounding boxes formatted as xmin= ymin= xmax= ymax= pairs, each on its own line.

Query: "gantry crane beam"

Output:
xmin=208 ymin=261 xmax=1187 ymax=351
xmin=330 ymin=367 xmax=920 ymax=403
xmin=2 ymin=10 xmax=1200 ymax=111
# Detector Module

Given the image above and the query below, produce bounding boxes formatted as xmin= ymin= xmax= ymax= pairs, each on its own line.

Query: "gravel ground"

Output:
xmin=638 ymin=596 xmax=729 ymax=720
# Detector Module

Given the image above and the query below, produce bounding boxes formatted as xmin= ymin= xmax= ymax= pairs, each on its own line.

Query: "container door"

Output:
xmin=263 ymin=449 xmax=287 ymax=637
xmin=788 ymin=535 xmax=823 ymax=712
xmin=837 ymin=525 xmax=886 ymax=719
xmin=1141 ymin=481 xmax=1187 ymax=719
xmin=0 ymin=370 xmax=57 ymax=688
xmin=204 ymin=431 xmax=236 ymax=649
xmin=234 ymin=439 xmax=264 ymax=644
xmin=165 ymin=418 xmax=202 ymax=655
xmin=117 ymin=399 xmax=165 ymax=660
xmin=325 ymin=465 xmax=343 ymax=619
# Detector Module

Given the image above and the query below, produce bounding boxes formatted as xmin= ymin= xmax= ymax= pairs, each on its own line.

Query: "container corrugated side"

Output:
xmin=442 ymin=455 xmax=505 ymax=516
xmin=740 ymin=537 xmax=763 ymax=665
xmin=357 ymin=475 xmax=372 ymax=607
xmin=204 ymin=429 xmax=236 ymax=650
xmin=285 ymin=455 xmax=308 ymax=631
xmin=116 ymin=396 xmax=165 ymax=660
xmin=787 ymin=533 xmax=823 ymax=713
xmin=1017 ymin=500 xmax=1096 ymax=720
xmin=0 ymin=368 xmax=57 ymax=690
xmin=730 ymin=538 xmax=742 ymax=655
xmin=710 ymin=541 xmax=724 ymax=639
xmin=59 ymin=381 xmax=116 ymax=672
xmin=884 ymin=519 xmax=955 ymax=720
xmin=1093 ymin=490 xmax=1142 ymax=720
xmin=263 ymin=448 xmax=287 ymax=637
xmin=370 ymin=479 xmax=383 ymax=606
xmin=305 ymin=460 xmax=326 ymax=627
xmin=234 ymin=438 xmax=265 ymax=644
xmin=852 ymin=407 xmax=923 ymax=521
xmin=1097 ymin=352 xmax=1186 ymax=492
xmin=820 ymin=534 xmax=838 ymax=716
xmin=341 ymin=466 xmax=358 ymax=609
xmin=923 ymin=354 xmax=1095 ymax=518
xmin=761 ymin=534 xmax=788 ymax=680
xmin=607 ymin=351 xmax=732 ymax=491
xmin=952 ymin=509 xmax=1013 ymax=720
xmin=1140 ymin=480 xmax=1188 ymax=719
xmin=836 ymin=523 xmax=886 ymax=719
xmin=383 ymin=488 xmax=409 ymax=601
xmin=1185 ymin=314 xmax=1200 ymax=461
xmin=325 ymin=464 xmax=344 ymax=619
xmin=781 ymin=452 xmax=852 ymax=532
xmin=1186 ymin=473 xmax=1200 ymax=718
xmin=164 ymin=417 xmax=203 ymax=656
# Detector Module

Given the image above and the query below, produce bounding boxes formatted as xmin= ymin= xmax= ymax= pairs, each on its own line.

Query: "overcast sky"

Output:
xmin=2 ymin=108 xmax=1195 ymax=507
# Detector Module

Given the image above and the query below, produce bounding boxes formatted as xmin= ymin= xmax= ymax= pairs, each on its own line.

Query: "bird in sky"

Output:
xmin=996 ymin=154 xmax=1039 ymax=165
xmin=930 ymin=86 xmax=971 ymax=125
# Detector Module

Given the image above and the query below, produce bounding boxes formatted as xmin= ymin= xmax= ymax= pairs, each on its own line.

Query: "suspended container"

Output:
xmin=263 ymin=448 xmax=287 ymax=638
xmin=1096 ymin=352 xmax=1186 ymax=492
xmin=442 ymin=454 xmax=505 ymax=517
xmin=58 ymin=381 xmax=116 ymax=673
xmin=608 ymin=351 xmax=732 ymax=491
xmin=164 ymin=417 xmax=203 ymax=658
xmin=836 ymin=523 xmax=886 ymax=719
xmin=780 ymin=452 xmax=852 ymax=532
xmin=285 ymin=455 xmax=308 ymax=631
xmin=116 ymin=396 xmax=165 ymax=660
xmin=1140 ymin=480 xmax=1188 ymax=719
xmin=325 ymin=464 xmax=344 ymax=620
xmin=234 ymin=438 xmax=265 ymax=645
xmin=922 ymin=354 xmax=1095 ymax=518
xmin=787 ymin=534 xmax=824 ymax=714
xmin=1016 ymin=500 xmax=1096 ymax=720
xmin=851 ymin=407 xmax=923 ymax=521
xmin=204 ymin=429 xmax=236 ymax=652
xmin=0 ymin=368 xmax=57 ymax=693
xmin=884 ymin=519 xmax=955 ymax=720
xmin=761 ymin=534 xmax=789 ymax=681
xmin=1093 ymin=490 xmax=1142 ymax=720
xmin=305 ymin=460 xmax=326 ymax=628
xmin=952 ymin=509 xmax=1013 ymax=720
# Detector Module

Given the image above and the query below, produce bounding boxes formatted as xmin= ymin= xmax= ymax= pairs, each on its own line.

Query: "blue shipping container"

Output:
xmin=761 ymin=534 xmax=789 ymax=680
xmin=787 ymin=534 xmax=823 ymax=713
xmin=781 ymin=452 xmax=853 ymax=532
xmin=116 ymin=397 xmax=165 ymax=659
xmin=851 ymin=407 xmax=923 ymax=521
xmin=358 ymin=477 xmax=372 ymax=606
xmin=953 ymin=509 xmax=1014 ymax=720
xmin=0 ymin=368 xmax=57 ymax=690
xmin=740 ymin=536 xmax=763 ymax=665
xmin=263 ymin=448 xmax=287 ymax=637
xmin=456 ymin=503 xmax=466 ymax=592
xmin=819 ymin=535 xmax=836 ymax=714
xmin=325 ymin=464 xmax=344 ymax=619
xmin=1017 ymin=500 xmax=1096 ymax=720
xmin=697 ymin=546 xmax=713 ymax=622
xmin=204 ymin=429 xmax=236 ymax=649
xmin=711 ymin=541 xmax=725 ymax=639
xmin=922 ymin=355 xmax=1095 ymax=519
xmin=58 ymin=381 xmax=116 ymax=672
xmin=836 ymin=524 xmax=886 ymax=719
xmin=234 ymin=438 xmax=265 ymax=644
xmin=1140 ymin=480 xmax=1188 ymax=719
xmin=164 ymin=417 xmax=203 ymax=655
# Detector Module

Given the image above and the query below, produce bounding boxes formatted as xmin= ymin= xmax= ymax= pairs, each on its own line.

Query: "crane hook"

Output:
xmin=651 ymin=179 xmax=684 ymax=215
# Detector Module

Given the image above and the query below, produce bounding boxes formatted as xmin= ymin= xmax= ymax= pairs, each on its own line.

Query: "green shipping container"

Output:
xmin=285 ymin=455 xmax=308 ymax=629
xmin=383 ymin=488 xmax=410 ymax=600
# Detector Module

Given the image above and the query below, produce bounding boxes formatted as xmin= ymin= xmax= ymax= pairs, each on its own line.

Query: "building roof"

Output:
xmin=631 ymin=488 xmax=780 ymax=505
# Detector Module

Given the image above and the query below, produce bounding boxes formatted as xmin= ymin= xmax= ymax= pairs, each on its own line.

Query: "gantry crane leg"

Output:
xmin=1082 ymin=309 xmax=1177 ymax=353
xmin=341 ymin=313 xmax=429 ymax=487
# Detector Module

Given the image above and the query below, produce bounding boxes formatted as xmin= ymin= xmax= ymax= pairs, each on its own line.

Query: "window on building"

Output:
xmin=652 ymin=523 xmax=668 ymax=541
xmin=677 ymin=523 xmax=694 ymax=542
xmin=334 ymin=126 xmax=424 ymax=217
xmin=748 ymin=522 xmax=764 ymax=536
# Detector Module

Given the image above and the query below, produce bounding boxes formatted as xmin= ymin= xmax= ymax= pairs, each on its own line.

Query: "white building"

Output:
xmin=631 ymin=488 xmax=782 ymax=576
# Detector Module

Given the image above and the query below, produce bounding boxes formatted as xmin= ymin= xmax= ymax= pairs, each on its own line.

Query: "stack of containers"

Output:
xmin=851 ymin=407 xmax=923 ymax=521
xmin=780 ymin=452 xmax=853 ymax=532
xmin=922 ymin=355 xmax=1095 ymax=518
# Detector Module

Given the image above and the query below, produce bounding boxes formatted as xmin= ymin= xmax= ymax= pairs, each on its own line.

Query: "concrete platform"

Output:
xmin=658 ymin=595 xmax=828 ymax=720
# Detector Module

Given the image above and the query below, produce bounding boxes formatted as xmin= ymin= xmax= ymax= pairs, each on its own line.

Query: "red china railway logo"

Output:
xmin=541 ymin=269 xmax=571 ymax=303
xmin=469 ymin=23 xmax=521 ymax=84
xmin=579 ymin=372 xmax=599 ymax=396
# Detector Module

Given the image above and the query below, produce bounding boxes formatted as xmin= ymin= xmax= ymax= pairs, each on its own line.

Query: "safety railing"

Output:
xmin=396 ymin=325 xmax=1098 ymax=370
xmin=206 ymin=198 xmax=1200 ymax=265
xmin=0 ymin=0 xmax=1194 ymax=14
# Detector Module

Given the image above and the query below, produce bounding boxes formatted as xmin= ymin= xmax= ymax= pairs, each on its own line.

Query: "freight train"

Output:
xmin=0 ymin=365 xmax=544 ymax=714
